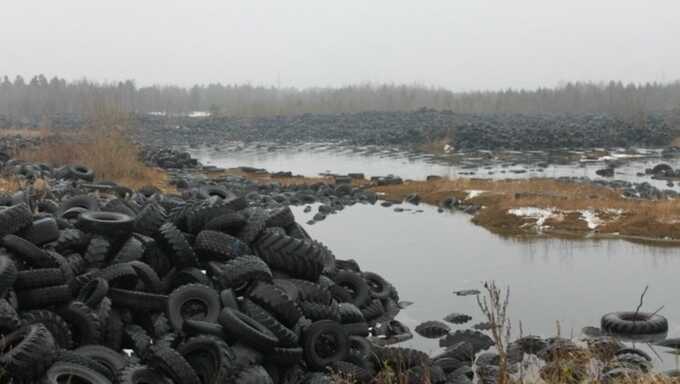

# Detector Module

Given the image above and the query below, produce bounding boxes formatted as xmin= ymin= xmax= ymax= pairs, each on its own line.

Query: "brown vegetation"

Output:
xmin=14 ymin=129 xmax=172 ymax=192
xmin=371 ymin=178 xmax=680 ymax=241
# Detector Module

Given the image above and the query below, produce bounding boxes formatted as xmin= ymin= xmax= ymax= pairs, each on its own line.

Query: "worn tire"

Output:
xmin=167 ymin=283 xmax=221 ymax=331
xmin=218 ymin=307 xmax=279 ymax=352
xmin=76 ymin=211 xmax=134 ymax=238
xmin=601 ymin=312 xmax=669 ymax=335
xmin=0 ymin=203 xmax=33 ymax=236
xmin=195 ymin=230 xmax=250 ymax=261
xmin=0 ymin=324 xmax=57 ymax=380
xmin=302 ymin=320 xmax=349 ymax=370
xmin=148 ymin=346 xmax=201 ymax=384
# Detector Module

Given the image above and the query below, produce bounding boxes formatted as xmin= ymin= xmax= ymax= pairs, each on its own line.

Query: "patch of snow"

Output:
xmin=508 ymin=207 xmax=557 ymax=228
xmin=148 ymin=111 xmax=166 ymax=116
xmin=465 ymin=190 xmax=486 ymax=199
xmin=444 ymin=144 xmax=455 ymax=153
xmin=579 ymin=210 xmax=602 ymax=229
xmin=188 ymin=111 xmax=210 ymax=117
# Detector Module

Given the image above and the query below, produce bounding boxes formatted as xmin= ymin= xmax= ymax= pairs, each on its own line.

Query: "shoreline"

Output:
xmin=210 ymin=168 xmax=680 ymax=246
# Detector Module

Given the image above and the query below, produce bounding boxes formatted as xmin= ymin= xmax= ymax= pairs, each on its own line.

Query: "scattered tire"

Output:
xmin=601 ymin=312 xmax=669 ymax=335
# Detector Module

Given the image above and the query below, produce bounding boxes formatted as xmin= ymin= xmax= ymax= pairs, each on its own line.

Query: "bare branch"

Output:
xmin=634 ymin=285 xmax=649 ymax=319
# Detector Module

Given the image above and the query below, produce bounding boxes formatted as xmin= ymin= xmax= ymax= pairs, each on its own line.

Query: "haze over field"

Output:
xmin=1 ymin=0 xmax=679 ymax=90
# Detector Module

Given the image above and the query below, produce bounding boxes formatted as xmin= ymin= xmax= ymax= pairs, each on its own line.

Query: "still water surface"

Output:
xmin=295 ymin=202 xmax=680 ymax=368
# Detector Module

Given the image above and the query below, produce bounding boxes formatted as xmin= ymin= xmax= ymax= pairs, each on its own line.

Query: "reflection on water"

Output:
xmin=189 ymin=143 xmax=680 ymax=191
xmin=293 ymin=203 xmax=680 ymax=367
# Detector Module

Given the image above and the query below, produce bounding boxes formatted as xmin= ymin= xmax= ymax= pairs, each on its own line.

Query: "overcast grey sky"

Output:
xmin=1 ymin=0 xmax=678 ymax=91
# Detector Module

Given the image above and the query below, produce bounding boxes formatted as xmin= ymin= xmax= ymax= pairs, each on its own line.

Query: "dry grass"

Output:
xmin=371 ymin=178 xmax=680 ymax=240
xmin=671 ymin=136 xmax=680 ymax=148
xmin=15 ymin=129 xmax=172 ymax=192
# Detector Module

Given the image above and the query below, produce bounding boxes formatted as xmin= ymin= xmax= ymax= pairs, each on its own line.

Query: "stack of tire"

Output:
xmin=0 ymin=186 xmax=429 ymax=384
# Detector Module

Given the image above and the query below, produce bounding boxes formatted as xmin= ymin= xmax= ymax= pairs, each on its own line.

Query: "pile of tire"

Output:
xmin=0 ymin=185 xmax=430 ymax=384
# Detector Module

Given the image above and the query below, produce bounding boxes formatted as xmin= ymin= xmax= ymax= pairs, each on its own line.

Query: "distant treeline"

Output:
xmin=1 ymin=74 xmax=680 ymax=119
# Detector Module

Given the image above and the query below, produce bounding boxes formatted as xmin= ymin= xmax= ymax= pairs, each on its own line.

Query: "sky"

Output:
xmin=1 ymin=0 xmax=678 ymax=91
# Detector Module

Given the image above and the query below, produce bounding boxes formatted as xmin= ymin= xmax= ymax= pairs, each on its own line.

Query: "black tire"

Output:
xmin=76 ymin=211 xmax=134 ymax=238
xmin=333 ymin=271 xmax=371 ymax=308
xmin=302 ymin=320 xmax=350 ymax=370
xmin=210 ymin=255 xmax=272 ymax=290
xmin=300 ymin=301 xmax=341 ymax=322
xmin=55 ymin=350 xmax=115 ymax=381
xmin=148 ymin=346 xmax=201 ymax=384
xmin=177 ymin=335 xmax=236 ymax=384
xmin=204 ymin=212 xmax=247 ymax=234
xmin=195 ymin=230 xmax=250 ymax=261
xmin=124 ymin=324 xmax=152 ymax=358
xmin=249 ymin=282 xmax=303 ymax=328
xmin=0 ymin=203 xmax=33 ymax=236
xmin=57 ymin=300 xmax=102 ymax=346
xmin=167 ymin=283 xmax=221 ymax=331
xmin=0 ymin=254 xmax=18 ymax=297
xmin=338 ymin=303 xmax=365 ymax=324
xmin=362 ymin=272 xmax=393 ymax=299
xmin=266 ymin=206 xmax=295 ymax=228
xmin=101 ymin=309 xmax=123 ymax=351
xmin=64 ymin=164 xmax=95 ymax=181
xmin=21 ymin=310 xmax=74 ymax=349
xmin=286 ymin=223 xmax=311 ymax=240
xmin=182 ymin=319 xmax=226 ymax=338
xmin=84 ymin=236 xmax=111 ymax=267
xmin=95 ymin=262 xmax=138 ymax=289
xmin=17 ymin=284 xmax=72 ymax=309
xmin=239 ymin=208 xmax=269 ymax=244
xmin=56 ymin=228 xmax=90 ymax=253
xmin=0 ymin=298 xmax=20 ymax=333
xmin=601 ymin=312 xmax=669 ymax=335
xmin=117 ymin=364 xmax=173 ymax=384
xmin=218 ymin=307 xmax=280 ymax=351
xmin=77 ymin=277 xmax=110 ymax=307
xmin=220 ymin=289 xmax=239 ymax=309
xmin=102 ymin=198 xmax=137 ymax=217
xmin=3 ymin=234 xmax=58 ymax=268
xmin=236 ymin=365 xmax=274 ymax=384
xmin=0 ymin=324 xmax=57 ymax=380
xmin=21 ymin=217 xmax=60 ymax=245
xmin=288 ymin=279 xmax=331 ymax=305
xmin=128 ymin=260 xmax=162 ymax=293
xmin=185 ymin=198 xmax=237 ymax=234
xmin=374 ymin=347 xmax=431 ymax=370
xmin=343 ymin=322 xmax=369 ymax=337
xmin=157 ymin=222 xmax=197 ymax=268
xmin=109 ymin=288 xmax=168 ymax=312
xmin=73 ymin=345 xmax=129 ymax=373
xmin=268 ymin=346 xmax=304 ymax=366
xmin=415 ymin=320 xmax=451 ymax=339
xmin=112 ymin=236 xmax=145 ymax=263
xmin=133 ymin=203 xmax=167 ymax=236
xmin=254 ymin=230 xmax=325 ymax=282
xmin=243 ymin=299 xmax=299 ymax=347
xmin=14 ymin=268 xmax=66 ymax=290
xmin=42 ymin=361 xmax=112 ymax=384
xmin=58 ymin=195 xmax=100 ymax=218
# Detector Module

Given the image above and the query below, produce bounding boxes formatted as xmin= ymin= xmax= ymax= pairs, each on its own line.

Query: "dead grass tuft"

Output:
xmin=16 ymin=129 xmax=172 ymax=192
